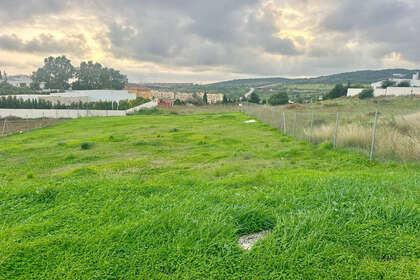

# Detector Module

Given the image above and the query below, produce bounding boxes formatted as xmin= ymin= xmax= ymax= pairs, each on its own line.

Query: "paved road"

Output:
xmin=244 ymin=88 xmax=255 ymax=99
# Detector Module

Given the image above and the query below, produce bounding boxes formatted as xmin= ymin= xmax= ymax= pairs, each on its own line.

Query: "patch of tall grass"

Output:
xmin=310 ymin=112 xmax=420 ymax=161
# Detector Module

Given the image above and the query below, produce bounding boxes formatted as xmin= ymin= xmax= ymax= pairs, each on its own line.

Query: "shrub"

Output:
xmin=173 ymin=99 xmax=185 ymax=105
xmin=268 ymin=92 xmax=289 ymax=106
xmin=81 ymin=142 xmax=93 ymax=150
xmin=358 ymin=88 xmax=374 ymax=99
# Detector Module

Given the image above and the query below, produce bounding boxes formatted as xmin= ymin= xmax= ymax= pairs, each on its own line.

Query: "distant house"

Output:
xmin=125 ymin=86 xmax=154 ymax=99
xmin=153 ymin=91 xmax=176 ymax=101
xmin=206 ymin=93 xmax=224 ymax=104
xmin=158 ymin=101 xmax=173 ymax=108
xmin=5 ymin=75 xmax=32 ymax=87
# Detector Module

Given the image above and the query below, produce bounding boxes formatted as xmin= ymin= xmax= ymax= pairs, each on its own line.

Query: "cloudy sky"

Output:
xmin=0 ymin=0 xmax=419 ymax=83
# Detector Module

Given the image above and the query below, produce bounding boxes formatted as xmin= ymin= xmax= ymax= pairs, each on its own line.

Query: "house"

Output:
xmin=4 ymin=75 xmax=32 ymax=87
xmin=206 ymin=93 xmax=224 ymax=104
xmin=125 ymin=86 xmax=154 ymax=99
xmin=174 ymin=92 xmax=193 ymax=102
xmin=153 ymin=91 xmax=176 ymax=101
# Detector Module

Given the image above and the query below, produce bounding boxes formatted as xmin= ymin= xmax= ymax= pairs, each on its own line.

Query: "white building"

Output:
xmin=5 ymin=75 xmax=32 ymax=87
xmin=371 ymin=72 xmax=420 ymax=89
xmin=347 ymin=87 xmax=420 ymax=97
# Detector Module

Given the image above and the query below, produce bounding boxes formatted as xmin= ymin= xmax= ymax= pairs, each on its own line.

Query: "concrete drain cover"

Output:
xmin=238 ymin=230 xmax=270 ymax=250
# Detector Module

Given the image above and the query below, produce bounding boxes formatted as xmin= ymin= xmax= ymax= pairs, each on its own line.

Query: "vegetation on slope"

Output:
xmin=0 ymin=113 xmax=419 ymax=279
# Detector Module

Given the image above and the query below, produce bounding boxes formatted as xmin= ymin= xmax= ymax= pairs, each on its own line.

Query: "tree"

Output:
xmin=358 ymin=88 xmax=374 ymax=99
xmin=248 ymin=92 xmax=260 ymax=104
xmin=268 ymin=92 xmax=289 ymax=105
xmin=72 ymin=62 xmax=127 ymax=90
xmin=32 ymin=56 xmax=74 ymax=90
xmin=381 ymin=79 xmax=396 ymax=88
xmin=203 ymin=92 xmax=208 ymax=104
xmin=222 ymin=94 xmax=228 ymax=104
xmin=324 ymin=84 xmax=347 ymax=100
xmin=397 ymin=81 xmax=411 ymax=87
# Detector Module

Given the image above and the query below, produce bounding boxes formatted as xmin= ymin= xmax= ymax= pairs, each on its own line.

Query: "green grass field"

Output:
xmin=1 ymin=113 xmax=419 ymax=279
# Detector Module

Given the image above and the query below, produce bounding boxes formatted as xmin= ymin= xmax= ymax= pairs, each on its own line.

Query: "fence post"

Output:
xmin=310 ymin=112 xmax=314 ymax=142
xmin=282 ymin=111 xmax=286 ymax=134
xmin=293 ymin=112 xmax=297 ymax=138
xmin=1 ymin=119 xmax=6 ymax=136
xmin=333 ymin=112 xmax=339 ymax=149
xmin=271 ymin=107 xmax=275 ymax=126
xmin=370 ymin=111 xmax=379 ymax=161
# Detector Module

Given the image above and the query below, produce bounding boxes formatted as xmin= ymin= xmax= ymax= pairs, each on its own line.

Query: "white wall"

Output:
xmin=374 ymin=87 xmax=420 ymax=97
xmin=374 ymin=88 xmax=387 ymax=97
xmin=0 ymin=109 xmax=126 ymax=119
xmin=347 ymin=88 xmax=363 ymax=97
xmin=126 ymin=100 xmax=158 ymax=114
xmin=348 ymin=87 xmax=420 ymax=97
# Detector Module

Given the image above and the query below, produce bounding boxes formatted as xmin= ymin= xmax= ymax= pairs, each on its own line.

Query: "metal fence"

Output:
xmin=1 ymin=118 xmax=65 ymax=137
xmin=243 ymin=104 xmax=420 ymax=162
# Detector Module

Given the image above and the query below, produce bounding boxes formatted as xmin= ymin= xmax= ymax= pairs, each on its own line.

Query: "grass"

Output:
xmin=245 ymin=96 xmax=420 ymax=161
xmin=0 ymin=112 xmax=419 ymax=279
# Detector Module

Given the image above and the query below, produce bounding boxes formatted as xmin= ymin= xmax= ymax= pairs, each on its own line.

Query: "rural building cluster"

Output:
xmin=348 ymin=72 xmax=420 ymax=97
xmin=125 ymin=86 xmax=224 ymax=104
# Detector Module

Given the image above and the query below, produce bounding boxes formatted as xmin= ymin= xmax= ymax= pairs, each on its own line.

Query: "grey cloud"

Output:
xmin=103 ymin=0 xmax=300 ymax=74
xmin=1 ymin=0 xmax=420 ymax=81
xmin=0 ymin=0 xmax=72 ymax=24
xmin=0 ymin=34 xmax=89 ymax=56
xmin=321 ymin=0 xmax=420 ymax=62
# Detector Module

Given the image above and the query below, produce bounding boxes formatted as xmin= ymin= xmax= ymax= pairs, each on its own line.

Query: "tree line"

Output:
xmin=31 ymin=56 xmax=128 ymax=90
xmin=0 ymin=96 xmax=149 ymax=110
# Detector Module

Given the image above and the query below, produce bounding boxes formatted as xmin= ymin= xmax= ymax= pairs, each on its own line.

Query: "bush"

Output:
xmin=81 ymin=142 xmax=93 ymax=150
xmin=173 ymin=99 xmax=185 ymax=105
xmin=358 ymin=88 xmax=374 ymax=99
xmin=268 ymin=92 xmax=289 ymax=106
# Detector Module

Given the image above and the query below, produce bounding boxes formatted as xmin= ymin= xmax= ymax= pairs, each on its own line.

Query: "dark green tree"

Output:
xmin=32 ymin=56 xmax=75 ymax=90
xmin=268 ymin=92 xmax=289 ymax=105
xmin=248 ymin=92 xmax=260 ymax=104
xmin=324 ymin=84 xmax=347 ymax=100
xmin=203 ymin=92 xmax=208 ymax=104
xmin=222 ymin=94 xmax=228 ymax=104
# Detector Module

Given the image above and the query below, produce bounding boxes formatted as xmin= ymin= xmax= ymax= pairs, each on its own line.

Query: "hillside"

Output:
xmin=0 ymin=113 xmax=419 ymax=279
xmin=208 ymin=69 xmax=420 ymax=88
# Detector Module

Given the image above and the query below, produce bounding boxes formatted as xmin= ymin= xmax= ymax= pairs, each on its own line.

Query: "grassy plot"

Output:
xmin=0 ymin=113 xmax=419 ymax=279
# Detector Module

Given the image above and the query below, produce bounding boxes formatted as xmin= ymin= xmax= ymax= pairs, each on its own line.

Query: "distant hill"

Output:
xmin=208 ymin=69 xmax=420 ymax=87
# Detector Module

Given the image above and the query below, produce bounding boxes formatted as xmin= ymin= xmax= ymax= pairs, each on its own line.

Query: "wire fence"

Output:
xmin=1 ymin=118 xmax=66 ymax=137
xmin=243 ymin=104 xmax=420 ymax=162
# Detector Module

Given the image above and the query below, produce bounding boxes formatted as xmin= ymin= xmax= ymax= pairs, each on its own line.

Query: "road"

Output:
xmin=244 ymin=88 xmax=255 ymax=99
